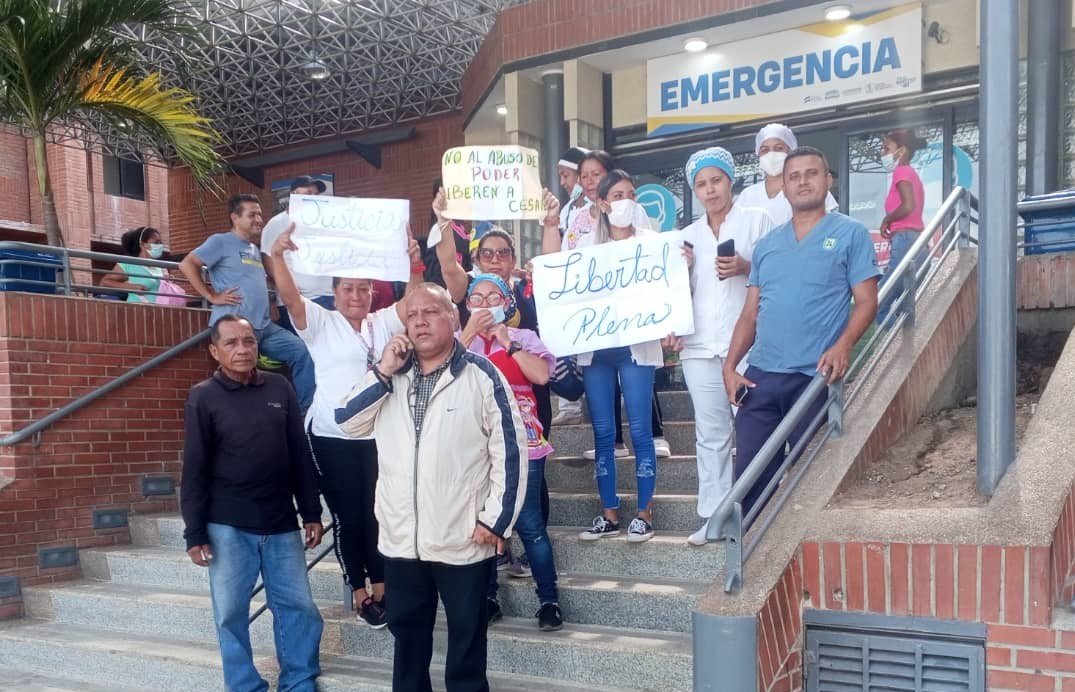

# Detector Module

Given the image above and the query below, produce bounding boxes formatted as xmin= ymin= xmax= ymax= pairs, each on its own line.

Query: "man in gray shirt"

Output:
xmin=180 ymin=194 xmax=316 ymax=411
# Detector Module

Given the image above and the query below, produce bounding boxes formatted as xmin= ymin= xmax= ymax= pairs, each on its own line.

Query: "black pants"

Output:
xmin=308 ymin=434 xmax=384 ymax=588
xmin=384 ymin=557 xmax=493 ymax=692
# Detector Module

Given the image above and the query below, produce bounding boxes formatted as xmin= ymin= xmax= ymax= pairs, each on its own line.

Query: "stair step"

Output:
xmin=78 ymin=546 xmax=702 ymax=633
xmin=549 ymin=492 xmax=704 ymax=533
xmin=340 ymin=616 xmax=692 ymax=691
xmin=545 ymin=454 xmax=698 ymax=493
xmin=556 ymin=389 xmax=695 ymax=423
xmin=550 ymin=421 xmax=695 ymax=458
xmin=132 ymin=514 xmax=724 ymax=583
xmin=0 ymin=667 xmax=153 ymax=692
xmin=0 ymin=622 xmax=624 ymax=692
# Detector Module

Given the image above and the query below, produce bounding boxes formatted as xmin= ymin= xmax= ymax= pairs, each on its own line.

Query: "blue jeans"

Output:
xmin=878 ymin=231 xmax=923 ymax=325
xmin=488 ymin=459 xmax=559 ymax=605
xmin=582 ymin=347 xmax=657 ymax=512
xmin=207 ymin=523 xmax=323 ymax=692
xmin=257 ymin=322 xmax=315 ymax=412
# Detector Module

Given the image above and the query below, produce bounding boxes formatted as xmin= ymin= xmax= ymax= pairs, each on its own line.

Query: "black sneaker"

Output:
xmin=579 ymin=515 xmax=620 ymax=541
xmin=486 ymin=598 xmax=503 ymax=627
xmin=495 ymin=549 xmax=512 ymax=572
xmin=626 ymin=516 xmax=655 ymax=543
xmin=358 ymin=596 xmax=387 ymax=629
xmin=536 ymin=602 xmax=563 ymax=632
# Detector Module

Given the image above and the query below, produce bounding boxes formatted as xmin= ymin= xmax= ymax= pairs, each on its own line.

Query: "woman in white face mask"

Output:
xmin=101 ymin=226 xmax=174 ymax=303
xmin=567 ymin=170 xmax=669 ymax=544
xmin=876 ymin=128 xmax=927 ymax=324
xmin=734 ymin=123 xmax=838 ymax=226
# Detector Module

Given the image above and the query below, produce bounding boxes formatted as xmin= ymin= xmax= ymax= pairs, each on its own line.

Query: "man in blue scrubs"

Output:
xmin=722 ymin=146 xmax=880 ymax=518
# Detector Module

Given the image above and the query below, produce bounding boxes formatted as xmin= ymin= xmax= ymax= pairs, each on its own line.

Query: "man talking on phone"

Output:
xmin=723 ymin=146 xmax=879 ymax=519
xmin=336 ymin=282 xmax=527 ymax=692
xmin=181 ymin=314 xmax=325 ymax=692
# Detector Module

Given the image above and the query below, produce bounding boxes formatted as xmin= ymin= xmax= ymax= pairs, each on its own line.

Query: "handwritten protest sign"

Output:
xmin=287 ymin=195 xmax=411 ymax=282
xmin=532 ymin=232 xmax=694 ymax=357
xmin=441 ymin=145 xmax=546 ymax=221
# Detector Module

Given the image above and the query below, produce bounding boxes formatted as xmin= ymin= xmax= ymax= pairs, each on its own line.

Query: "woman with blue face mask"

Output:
xmin=101 ymin=226 xmax=172 ymax=303
xmin=876 ymin=128 xmax=928 ymax=325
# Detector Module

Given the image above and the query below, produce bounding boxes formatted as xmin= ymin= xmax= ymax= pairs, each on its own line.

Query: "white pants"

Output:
xmin=681 ymin=356 xmax=736 ymax=519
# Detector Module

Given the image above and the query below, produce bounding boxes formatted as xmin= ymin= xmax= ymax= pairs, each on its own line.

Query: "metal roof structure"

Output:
xmin=109 ymin=0 xmax=519 ymax=160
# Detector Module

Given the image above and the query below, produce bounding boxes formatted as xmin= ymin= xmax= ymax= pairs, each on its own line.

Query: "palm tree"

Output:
xmin=0 ymin=0 xmax=223 ymax=246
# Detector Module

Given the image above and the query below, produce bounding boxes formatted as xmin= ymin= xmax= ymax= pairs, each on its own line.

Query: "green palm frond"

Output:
xmin=79 ymin=58 xmax=224 ymax=190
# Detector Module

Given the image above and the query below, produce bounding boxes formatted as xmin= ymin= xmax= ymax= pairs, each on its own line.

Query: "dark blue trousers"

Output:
xmin=733 ymin=366 xmax=828 ymax=519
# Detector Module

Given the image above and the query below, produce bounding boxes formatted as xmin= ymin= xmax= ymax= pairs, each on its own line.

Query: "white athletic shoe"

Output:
xmin=583 ymin=444 xmax=629 ymax=461
xmin=653 ymin=437 xmax=671 ymax=458
xmin=687 ymin=521 xmax=710 ymax=546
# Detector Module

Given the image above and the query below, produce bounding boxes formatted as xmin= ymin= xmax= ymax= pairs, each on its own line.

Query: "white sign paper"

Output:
xmin=646 ymin=3 xmax=922 ymax=136
xmin=286 ymin=195 xmax=411 ymax=282
xmin=532 ymin=232 xmax=694 ymax=357
xmin=441 ymin=145 xmax=546 ymax=221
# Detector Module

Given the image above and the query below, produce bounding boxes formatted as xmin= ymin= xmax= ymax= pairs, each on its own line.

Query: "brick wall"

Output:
xmin=0 ymin=293 xmax=211 ymax=591
xmin=167 ymin=112 xmax=465 ymax=253
xmin=0 ymin=128 xmax=170 ymax=247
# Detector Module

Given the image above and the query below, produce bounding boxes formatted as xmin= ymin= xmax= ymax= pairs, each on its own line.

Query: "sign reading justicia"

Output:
xmin=646 ymin=3 xmax=922 ymax=137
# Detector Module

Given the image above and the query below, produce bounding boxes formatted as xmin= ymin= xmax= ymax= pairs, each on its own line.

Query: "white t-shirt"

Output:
xmin=733 ymin=180 xmax=839 ymax=227
xmin=297 ymin=299 xmax=405 ymax=439
xmin=680 ymin=205 xmax=775 ymax=361
xmin=260 ymin=211 xmax=334 ymax=302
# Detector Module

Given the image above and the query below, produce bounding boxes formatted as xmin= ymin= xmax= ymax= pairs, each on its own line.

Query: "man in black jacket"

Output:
xmin=181 ymin=314 xmax=325 ymax=692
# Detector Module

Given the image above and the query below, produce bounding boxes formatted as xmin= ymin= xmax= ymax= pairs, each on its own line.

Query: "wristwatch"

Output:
xmin=507 ymin=341 xmax=523 ymax=357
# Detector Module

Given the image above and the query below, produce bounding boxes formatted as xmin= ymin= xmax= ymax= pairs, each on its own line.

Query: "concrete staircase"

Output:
xmin=0 ymin=390 xmax=724 ymax=691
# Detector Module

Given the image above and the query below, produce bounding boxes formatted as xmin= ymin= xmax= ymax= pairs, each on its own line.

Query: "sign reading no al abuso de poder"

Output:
xmin=646 ymin=3 xmax=923 ymax=136
xmin=441 ymin=145 xmax=547 ymax=221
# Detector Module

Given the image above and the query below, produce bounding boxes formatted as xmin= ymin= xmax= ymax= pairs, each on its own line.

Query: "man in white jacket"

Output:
xmin=335 ymin=282 xmax=526 ymax=692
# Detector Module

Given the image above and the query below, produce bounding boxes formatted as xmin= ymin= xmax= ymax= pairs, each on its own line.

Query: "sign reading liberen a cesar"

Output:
xmin=533 ymin=232 xmax=694 ymax=357
xmin=646 ymin=3 xmax=922 ymax=136
xmin=441 ymin=145 xmax=546 ymax=221
xmin=287 ymin=195 xmax=411 ymax=281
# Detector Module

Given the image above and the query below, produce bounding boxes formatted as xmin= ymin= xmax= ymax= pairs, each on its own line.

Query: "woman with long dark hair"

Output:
xmin=877 ymin=128 xmax=928 ymax=323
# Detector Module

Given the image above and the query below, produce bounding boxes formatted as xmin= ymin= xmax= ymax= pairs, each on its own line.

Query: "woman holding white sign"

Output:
xmin=270 ymin=224 xmax=423 ymax=629
xmin=678 ymin=147 xmax=775 ymax=547
xmin=544 ymin=169 xmax=667 ymax=543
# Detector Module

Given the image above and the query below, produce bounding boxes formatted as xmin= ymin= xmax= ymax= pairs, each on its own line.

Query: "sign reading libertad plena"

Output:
xmin=441 ymin=145 xmax=547 ymax=221
xmin=646 ymin=3 xmax=922 ymax=137
xmin=532 ymin=232 xmax=694 ymax=357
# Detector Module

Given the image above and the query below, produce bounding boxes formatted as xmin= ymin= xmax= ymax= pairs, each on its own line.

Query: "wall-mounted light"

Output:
xmin=495 ymin=104 xmax=508 ymax=116
xmin=683 ymin=37 xmax=708 ymax=53
xmin=302 ymin=58 xmax=330 ymax=81
xmin=825 ymin=4 xmax=852 ymax=21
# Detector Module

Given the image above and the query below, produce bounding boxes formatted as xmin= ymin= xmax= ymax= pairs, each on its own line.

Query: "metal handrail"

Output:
xmin=709 ymin=186 xmax=977 ymax=594
xmin=0 ymin=328 xmax=211 ymax=446
xmin=249 ymin=520 xmax=338 ymax=624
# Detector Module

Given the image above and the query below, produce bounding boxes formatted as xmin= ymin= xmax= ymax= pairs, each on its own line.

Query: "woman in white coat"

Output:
xmin=734 ymin=123 xmax=838 ymax=225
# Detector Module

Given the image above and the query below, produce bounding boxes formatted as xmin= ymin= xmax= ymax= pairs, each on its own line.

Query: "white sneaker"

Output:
xmin=687 ymin=521 xmax=710 ymax=546
xmin=653 ymin=437 xmax=671 ymax=458
xmin=583 ymin=444 xmax=629 ymax=461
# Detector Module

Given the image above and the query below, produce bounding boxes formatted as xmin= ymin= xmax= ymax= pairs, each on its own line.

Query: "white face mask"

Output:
xmin=570 ymin=182 xmax=583 ymax=201
xmin=607 ymin=198 xmax=637 ymax=227
xmin=881 ymin=153 xmax=898 ymax=172
xmin=148 ymin=243 xmax=165 ymax=259
xmin=758 ymin=151 xmax=787 ymax=178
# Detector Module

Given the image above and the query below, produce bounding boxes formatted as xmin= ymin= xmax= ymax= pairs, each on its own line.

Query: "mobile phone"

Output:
xmin=717 ymin=238 xmax=735 ymax=257
xmin=683 ymin=240 xmax=694 ymax=249
xmin=734 ymin=385 xmax=750 ymax=407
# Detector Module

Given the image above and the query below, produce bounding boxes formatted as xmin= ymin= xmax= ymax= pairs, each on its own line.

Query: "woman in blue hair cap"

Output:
xmin=678 ymin=146 xmax=775 ymax=546
xmin=458 ymin=272 xmax=565 ymax=632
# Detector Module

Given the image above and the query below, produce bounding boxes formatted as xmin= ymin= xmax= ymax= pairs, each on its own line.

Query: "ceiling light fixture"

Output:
xmin=825 ymin=4 xmax=852 ymax=21
xmin=495 ymin=104 xmax=508 ymax=116
xmin=303 ymin=58 xmax=331 ymax=80
xmin=683 ymin=37 xmax=708 ymax=53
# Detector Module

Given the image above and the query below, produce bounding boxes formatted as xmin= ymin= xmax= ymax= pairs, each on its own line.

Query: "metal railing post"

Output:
xmin=901 ymin=267 xmax=916 ymax=330
xmin=958 ymin=193 xmax=972 ymax=248
xmin=827 ymin=381 xmax=845 ymax=438
xmin=722 ymin=502 xmax=743 ymax=594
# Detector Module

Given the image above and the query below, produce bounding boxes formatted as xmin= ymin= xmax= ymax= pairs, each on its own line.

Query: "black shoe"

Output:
xmin=486 ymin=598 xmax=503 ymax=627
xmin=536 ymin=602 xmax=563 ymax=632
xmin=358 ymin=596 xmax=387 ymax=630
xmin=579 ymin=515 xmax=620 ymax=541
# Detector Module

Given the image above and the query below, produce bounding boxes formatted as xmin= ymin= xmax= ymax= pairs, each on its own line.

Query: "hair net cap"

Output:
xmin=685 ymin=147 xmax=736 ymax=186
xmin=755 ymin=123 xmax=798 ymax=155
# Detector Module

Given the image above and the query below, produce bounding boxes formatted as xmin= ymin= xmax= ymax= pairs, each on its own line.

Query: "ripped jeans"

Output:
xmin=582 ymin=347 xmax=657 ymax=512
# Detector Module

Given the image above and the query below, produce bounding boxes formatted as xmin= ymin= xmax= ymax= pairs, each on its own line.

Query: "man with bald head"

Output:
xmin=336 ymin=283 xmax=527 ymax=692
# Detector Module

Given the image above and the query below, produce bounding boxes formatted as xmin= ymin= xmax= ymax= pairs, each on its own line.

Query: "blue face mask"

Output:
xmin=486 ymin=306 xmax=506 ymax=324
xmin=570 ymin=182 xmax=583 ymax=201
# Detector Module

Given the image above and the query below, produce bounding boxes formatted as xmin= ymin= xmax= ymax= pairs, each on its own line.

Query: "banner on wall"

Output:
xmin=441 ymin=145 xmax=547 ymax=221
xmin=286 ymin=195 xmax=411 ymax=281
xmin=532 ymin=232 xmax=694 ymax=357
xmin=646 ymin=3 xmax=922 ymax=137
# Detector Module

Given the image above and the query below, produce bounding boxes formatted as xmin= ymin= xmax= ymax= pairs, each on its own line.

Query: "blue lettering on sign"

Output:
xmin=568 ymin=304 xmax=674 ymax=346
xmin=659 ymin=36 xmax=905 ymax=112
xmin=544 ymin=243 xmax=671 ymax=302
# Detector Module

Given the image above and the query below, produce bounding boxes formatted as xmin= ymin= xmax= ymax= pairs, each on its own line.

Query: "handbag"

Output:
xmin=154 ymin=279 xmax=189 ymax=307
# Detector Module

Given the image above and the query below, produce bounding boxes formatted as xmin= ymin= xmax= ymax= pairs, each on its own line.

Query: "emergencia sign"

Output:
xmin=646 ymin=3 xmax=922 ymax=137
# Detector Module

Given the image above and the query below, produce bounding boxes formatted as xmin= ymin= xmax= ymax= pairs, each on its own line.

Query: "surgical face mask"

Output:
xmin=880 ymin=153 xmax=898 ymax=172
xmin=758 ymin=151 xmax=787 ymax=178
xmin=147 ymin=243 xmax=165 ymax=259
xmin=570 ymin=182 xmax=583 ymax=201
xmin=607 ymin=198 xmax=638 ymax=227
xmin=475 ymin=306 xmax=506 ymax=324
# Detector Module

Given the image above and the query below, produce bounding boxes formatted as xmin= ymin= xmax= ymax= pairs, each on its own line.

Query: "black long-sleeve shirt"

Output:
xmin=181 ymin=369 xmax=321 ymax=549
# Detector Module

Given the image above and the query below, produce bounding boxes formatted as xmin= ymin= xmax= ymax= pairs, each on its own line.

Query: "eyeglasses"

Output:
xmin=467 ymin=292 xmax=505 ymax=308
xmin=478 ymin=247 xmax=513 ymax=261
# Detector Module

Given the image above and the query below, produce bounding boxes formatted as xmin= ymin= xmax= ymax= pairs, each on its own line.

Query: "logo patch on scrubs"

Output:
xmin=823 ymin=238 xmax=837 ymax=250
